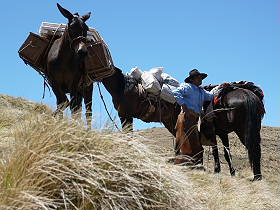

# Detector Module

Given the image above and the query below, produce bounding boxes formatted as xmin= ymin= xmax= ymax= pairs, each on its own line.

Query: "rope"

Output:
xmin=42 ymin=80 xmax=51 ymax=99
xmin=97 ymin=82 xmax=121 ymax=131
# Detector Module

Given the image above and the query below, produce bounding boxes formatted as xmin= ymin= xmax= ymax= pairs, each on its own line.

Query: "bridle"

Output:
xmin=70 ymin=36 xmax=88 ymax=51
xmin=65 ymin=24 xmax=88 ymax=52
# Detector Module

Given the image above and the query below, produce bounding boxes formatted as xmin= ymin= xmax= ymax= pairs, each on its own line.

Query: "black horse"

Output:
xmin=201 ymin=84 xmax=265 ymax=181
xmin=47 ymin=4 xmax=93 ymax=126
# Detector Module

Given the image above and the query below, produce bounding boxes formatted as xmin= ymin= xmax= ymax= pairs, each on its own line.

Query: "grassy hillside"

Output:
xmin=0 ymin=94 xmax=279 ymax=210
xmin=137 ymin=126 xmax=280 ymax=193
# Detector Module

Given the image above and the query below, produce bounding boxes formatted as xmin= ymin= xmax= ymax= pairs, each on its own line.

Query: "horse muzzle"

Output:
xmin=71 ymin=36 xmax=88 ymax=58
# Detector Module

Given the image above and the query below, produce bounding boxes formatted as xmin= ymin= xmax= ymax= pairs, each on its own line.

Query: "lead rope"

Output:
xmin=97 ymin=82 xmax=121 ymax=131
xmin=42 ymin=80 xmax=51 ymax=99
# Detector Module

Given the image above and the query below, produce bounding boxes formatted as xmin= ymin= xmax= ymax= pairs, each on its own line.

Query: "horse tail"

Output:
xmin=243 ymin=90 xmax=264 ymax=168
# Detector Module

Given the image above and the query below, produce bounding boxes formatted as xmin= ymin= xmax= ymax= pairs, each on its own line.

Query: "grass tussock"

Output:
xmin=0 ymin=94 xmax=279 ymax=210
xmin=0 ymin=95 xmax=198 ymax=210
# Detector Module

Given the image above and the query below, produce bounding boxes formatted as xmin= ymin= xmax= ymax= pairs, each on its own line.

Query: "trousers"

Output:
xmin=175 ymin=108 xmax=204 ymax=164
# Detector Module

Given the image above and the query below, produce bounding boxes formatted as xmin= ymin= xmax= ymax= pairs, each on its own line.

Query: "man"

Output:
xmin=172 ymin=69 xmax=214 ymax=165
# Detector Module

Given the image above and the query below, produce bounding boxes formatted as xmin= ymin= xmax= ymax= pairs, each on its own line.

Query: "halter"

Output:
xmin=70 ymin=36 xmax=87 ymax=50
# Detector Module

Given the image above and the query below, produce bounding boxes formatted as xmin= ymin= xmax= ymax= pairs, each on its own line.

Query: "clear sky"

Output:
xmin=1 ymin=0 xmax=279 ymax=129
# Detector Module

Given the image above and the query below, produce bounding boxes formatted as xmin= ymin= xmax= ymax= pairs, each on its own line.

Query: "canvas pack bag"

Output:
xmin=141 ymin=71 xmax=161 ymax=95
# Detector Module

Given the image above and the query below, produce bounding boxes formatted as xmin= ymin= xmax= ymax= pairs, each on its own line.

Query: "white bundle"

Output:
xmin=160 ymin=84 xmax=177 ymax=104
xmin=161 ymin=73 xmax=180 ymax=87
xmin=141 ymin=72 xmax=161 ymax=95
xmin=130 ymin=67 xmax=143 ymax=80
xmin=149 ymin=67 xmax=164 ymax=84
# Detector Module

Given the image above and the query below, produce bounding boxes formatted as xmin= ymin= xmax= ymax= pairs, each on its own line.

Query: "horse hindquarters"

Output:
xmin=234 ymin=93 xmax=263 ymax=181
xmin=245 ymin=97 xmax=262 ymax=181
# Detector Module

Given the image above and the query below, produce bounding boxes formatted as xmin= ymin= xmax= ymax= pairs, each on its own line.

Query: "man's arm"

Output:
xmin=203 ymin=89 xmax=214 ymax=101
xmin=172 ymin=84 xmax=190 ymax=111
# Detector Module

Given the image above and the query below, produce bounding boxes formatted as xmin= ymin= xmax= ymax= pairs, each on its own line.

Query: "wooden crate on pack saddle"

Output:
xmin=18 ymin=22 xmax=115 ymax=84
xmin=18 ymin=32 xmax=50 ymax=73
xmin=85 ymin=40 xmax=115 ymax=82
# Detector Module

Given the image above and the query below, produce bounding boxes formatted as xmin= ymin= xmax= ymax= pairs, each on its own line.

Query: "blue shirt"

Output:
xmin=172 ymin=83 xmax=214 ymax=114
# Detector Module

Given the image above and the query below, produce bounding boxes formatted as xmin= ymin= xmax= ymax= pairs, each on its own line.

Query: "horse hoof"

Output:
xmin=230 ymin=169 xmax=236 ymax=176
xmin=214 ymin=167 xmax=221 ymax=174
xmin=252 ymin=175 xmax=262 ymax=181
xmin=167 ymin=157 xmax=176 ymax=163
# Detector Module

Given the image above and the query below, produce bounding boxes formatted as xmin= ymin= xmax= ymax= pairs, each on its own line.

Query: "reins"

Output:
xmin=97 ymin=82 xmax=121 ymax=131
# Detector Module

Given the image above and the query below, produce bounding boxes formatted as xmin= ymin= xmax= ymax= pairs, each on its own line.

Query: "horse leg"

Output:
xmin=251 ymin=140 xmax=262 ymax=181
xmin=119 ymin=116 xmax=133 ymax=132
xmin=251 ymin=143 xmax=262 ymax=181
xmin=83 ymin=84 xmax=93 ymax=128
xmin=212 ymin=141 xmax=221 ymax=173
xmin=52 ymin=85 xmax=69 ymax=118
xmin=236 ymin=129 xmax=262 ymax=181
xmin=70 ymin=93 xmax=83 ymax=121
xmin=218 ymin=133 xmax=236 ymax=176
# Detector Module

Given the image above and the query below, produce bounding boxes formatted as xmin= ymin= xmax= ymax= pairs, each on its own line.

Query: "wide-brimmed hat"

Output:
xmin=184 ymin=69 xmax=208 ymax=83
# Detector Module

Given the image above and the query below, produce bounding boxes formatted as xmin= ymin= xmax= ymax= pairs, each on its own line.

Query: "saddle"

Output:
xmin=209 ymin=81 xmax=264 ymax=107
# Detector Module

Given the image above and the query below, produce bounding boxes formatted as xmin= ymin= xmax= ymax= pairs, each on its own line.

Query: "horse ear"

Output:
xmin=57 ymin=3 xmax=73 ymax=21
xmin=81 ymin=12 xmax=91 ymax=22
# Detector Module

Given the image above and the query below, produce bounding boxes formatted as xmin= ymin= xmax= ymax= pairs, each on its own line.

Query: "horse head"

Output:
xmin=57 ymin=3 xmax=91 ymax=58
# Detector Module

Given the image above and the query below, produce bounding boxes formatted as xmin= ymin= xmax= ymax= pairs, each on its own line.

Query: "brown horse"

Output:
xmin=46 ymin=4 xmax=93 ymax=126
xmin=101 ymin=67 xmax=181 ymax=135
xmin=101 ymin=68 xmax=204 ymax=164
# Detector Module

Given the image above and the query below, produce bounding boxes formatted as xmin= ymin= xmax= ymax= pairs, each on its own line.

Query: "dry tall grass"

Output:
xmin=0 ymin=94 xmax=279 ymax=210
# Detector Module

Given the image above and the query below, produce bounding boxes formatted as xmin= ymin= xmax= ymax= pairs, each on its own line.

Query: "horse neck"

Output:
xmin=60 ymin=29 xmax=72 ymax=53
xmin=102 ymin=69 xmax=125 ymax=99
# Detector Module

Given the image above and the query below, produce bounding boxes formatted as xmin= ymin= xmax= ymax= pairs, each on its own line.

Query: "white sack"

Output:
xmin=160 ymin=84 xmax=177 ymax=104
xmin=141 ymin=72 xmax=161 ymax=95
xmin=161 ymin=72 xmax=180 ymax=87
xmin=149 ymin=67 xmax=164 ymax=83
xmin=130 ymin=67 xmax=143 ymax=80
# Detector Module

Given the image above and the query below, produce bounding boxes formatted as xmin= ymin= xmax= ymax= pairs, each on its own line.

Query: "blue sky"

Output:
xmin=0 ymin=0 xmax=279 ymax=128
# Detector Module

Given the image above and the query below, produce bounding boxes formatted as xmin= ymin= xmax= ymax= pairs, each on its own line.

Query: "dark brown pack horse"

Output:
xmin=47 ymin=4 xmax=93 ymax=126
xmin=101 ymin=67 xmax=181 ymax=135
xmin=201 ymin=85 xmax=265 ymax=181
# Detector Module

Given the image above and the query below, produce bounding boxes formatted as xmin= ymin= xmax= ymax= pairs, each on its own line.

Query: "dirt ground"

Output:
xmin=136 ymin=125 xmax=280 ymax=192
